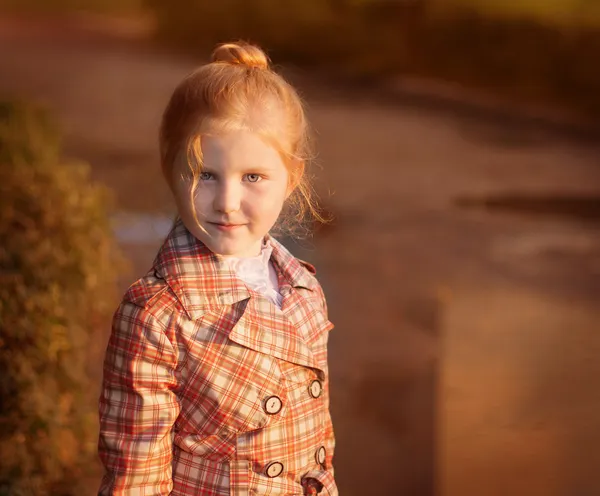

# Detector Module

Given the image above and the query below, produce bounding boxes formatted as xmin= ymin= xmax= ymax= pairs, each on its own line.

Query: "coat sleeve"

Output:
xmin=97 ymin=300 xmax=180 ymax=495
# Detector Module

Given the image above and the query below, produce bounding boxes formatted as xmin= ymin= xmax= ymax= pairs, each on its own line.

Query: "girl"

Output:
xmin=97 ymin=42 xmax=337 ymax=495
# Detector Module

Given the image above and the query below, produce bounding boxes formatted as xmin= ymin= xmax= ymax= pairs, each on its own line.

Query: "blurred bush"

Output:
xmin=145 ymin=0 xmax=600 ymax=116
xmin=0 ymin=101 xmax=122 ymax=495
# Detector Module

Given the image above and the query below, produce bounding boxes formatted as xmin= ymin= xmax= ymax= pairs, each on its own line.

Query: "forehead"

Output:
xmin=200 ymin=130 xmax=285 ymax=170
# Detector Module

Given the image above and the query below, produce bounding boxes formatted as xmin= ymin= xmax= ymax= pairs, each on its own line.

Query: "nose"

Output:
xmin=213 ymin=179 xmax=241 ymax=214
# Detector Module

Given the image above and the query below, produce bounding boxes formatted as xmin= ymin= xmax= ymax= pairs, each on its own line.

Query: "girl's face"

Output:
xmin=172 ymin=129 xmax=293 ymax=258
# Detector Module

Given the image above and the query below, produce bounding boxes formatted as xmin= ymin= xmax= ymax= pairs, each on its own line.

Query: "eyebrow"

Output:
xmin=201 ymin=163 xmax=277 ymax=173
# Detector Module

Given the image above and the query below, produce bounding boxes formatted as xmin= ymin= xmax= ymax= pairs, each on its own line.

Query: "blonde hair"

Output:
xmin=159 ymin=41 xmax=326 ymax=235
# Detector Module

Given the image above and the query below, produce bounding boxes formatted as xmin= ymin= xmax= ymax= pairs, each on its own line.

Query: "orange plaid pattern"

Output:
xmin=98 ymin=218 xmax=337 ymax=495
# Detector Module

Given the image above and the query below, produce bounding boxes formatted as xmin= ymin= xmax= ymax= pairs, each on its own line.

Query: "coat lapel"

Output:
xmin=152 ymin=218 xmax=327 ymax=371
xmin=279 ymin=286 xmax=334 ymax=348
xmin=153 ymin=218 xmax=251 ymax=319
xmin=268 ymin=236 xmax=334 ymax=351
xmin=228 ymin=296 xmax=319 ymax=370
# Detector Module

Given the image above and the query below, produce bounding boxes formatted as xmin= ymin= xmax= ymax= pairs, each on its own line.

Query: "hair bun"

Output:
xmin=212 ymin=42 xmax=270 ymax=70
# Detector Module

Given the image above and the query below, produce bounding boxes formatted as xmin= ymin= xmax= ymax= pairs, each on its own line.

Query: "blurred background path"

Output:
xmin=1 ymin=15 xmax=599 ymax=495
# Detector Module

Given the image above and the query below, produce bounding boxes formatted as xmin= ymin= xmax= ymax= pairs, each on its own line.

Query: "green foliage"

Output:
xmin=0 ymin=100 xmax=122 ymax=495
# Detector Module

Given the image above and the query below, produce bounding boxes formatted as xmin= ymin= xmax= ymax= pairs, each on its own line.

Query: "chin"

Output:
xmin=211 ymin=243 xmax=239 ymax=256
xmin=185 ymin=221 xmax=262 ymax=257
xmin=204 ymin=237 xmax=250 ymax=257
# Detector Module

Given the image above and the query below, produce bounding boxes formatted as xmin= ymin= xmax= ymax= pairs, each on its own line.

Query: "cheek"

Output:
xmin=252 ymin=184 xmax=288 ymax=213
xmin=172 ymin=181 xmax=191 ymax=210
xmin=192 ymin=187 xmax=211 ymax=211
xmin=173 ymin=180 xmax=209 ymax=220
xmin=261 ymin=184 xmax=286 ymax=204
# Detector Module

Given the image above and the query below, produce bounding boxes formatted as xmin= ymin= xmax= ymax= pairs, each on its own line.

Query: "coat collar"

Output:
xmin=153 ymin=217 xmax=318 ymax=320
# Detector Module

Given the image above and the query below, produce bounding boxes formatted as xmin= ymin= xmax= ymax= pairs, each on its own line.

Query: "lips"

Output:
xmin=208 ymin=222 xmax=245 ymax=231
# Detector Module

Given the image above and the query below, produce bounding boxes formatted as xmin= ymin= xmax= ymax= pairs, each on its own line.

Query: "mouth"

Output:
xmin=208 ymin=222 xmax=245 ymax=231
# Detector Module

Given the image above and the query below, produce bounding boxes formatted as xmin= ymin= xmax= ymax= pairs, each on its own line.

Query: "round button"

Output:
xmin=264 ymin=395 xmax=283 ymax=415
xmin=316 ymin=446 xmax=326 ymax=466
xmin=218 ymin=427 xmax=232 ymax=439
xmin=309 ymin=380 xmax=323 ymax=398
xmin=265 ymin=461 xmax=284 ymax=478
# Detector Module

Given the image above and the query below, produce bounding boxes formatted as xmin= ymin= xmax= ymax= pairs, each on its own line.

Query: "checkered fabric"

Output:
xmin=98 ymin=218 xmax=337 ymax=495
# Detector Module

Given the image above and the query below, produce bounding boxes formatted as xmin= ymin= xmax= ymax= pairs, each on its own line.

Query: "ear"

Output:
xmin=286 ymin=159 xmax=304 ymax=199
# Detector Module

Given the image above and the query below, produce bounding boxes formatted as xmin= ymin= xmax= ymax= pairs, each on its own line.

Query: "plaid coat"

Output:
xmin=98 ymin=218 xmax=337 ymax=495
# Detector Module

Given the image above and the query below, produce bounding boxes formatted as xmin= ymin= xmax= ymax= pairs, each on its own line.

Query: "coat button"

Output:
xmin=218 ymin=427 xmax=232 ymax=438
xmin=309 ymin=380 xmax=323 ymax=398
xmin=316 ymin=446 xmax=326 ymax=466
xmin=264 ymin=395 xmax=283 ymax=415
xmin=265 ymin=461 xmax=284 ymax=478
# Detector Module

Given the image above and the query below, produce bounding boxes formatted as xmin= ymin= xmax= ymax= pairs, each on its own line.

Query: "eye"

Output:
xmin=245 ymin=173 xmax=262 ymax=183
xmin=199 ymin=171 xmax=214 ymax=181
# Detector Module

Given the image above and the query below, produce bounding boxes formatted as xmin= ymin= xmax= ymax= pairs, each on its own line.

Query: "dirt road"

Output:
xmin=1 ymin=15 xmax=599 ymax=496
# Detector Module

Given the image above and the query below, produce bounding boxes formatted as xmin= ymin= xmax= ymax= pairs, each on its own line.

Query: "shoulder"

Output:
xmin=121 ymin=269 xmax=179 ymax=318
xmin=297 ymin=258 xmax=317 ymax=275
xmin=294 ymin=258 xmax=330 ymax=317
xmin=267 ymin=234 xmax=327 ymax=309
xmin=111 ymin=271 xmax=182 ymax=350
xmin=124 ymin=269 xmax=167 ymax=307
